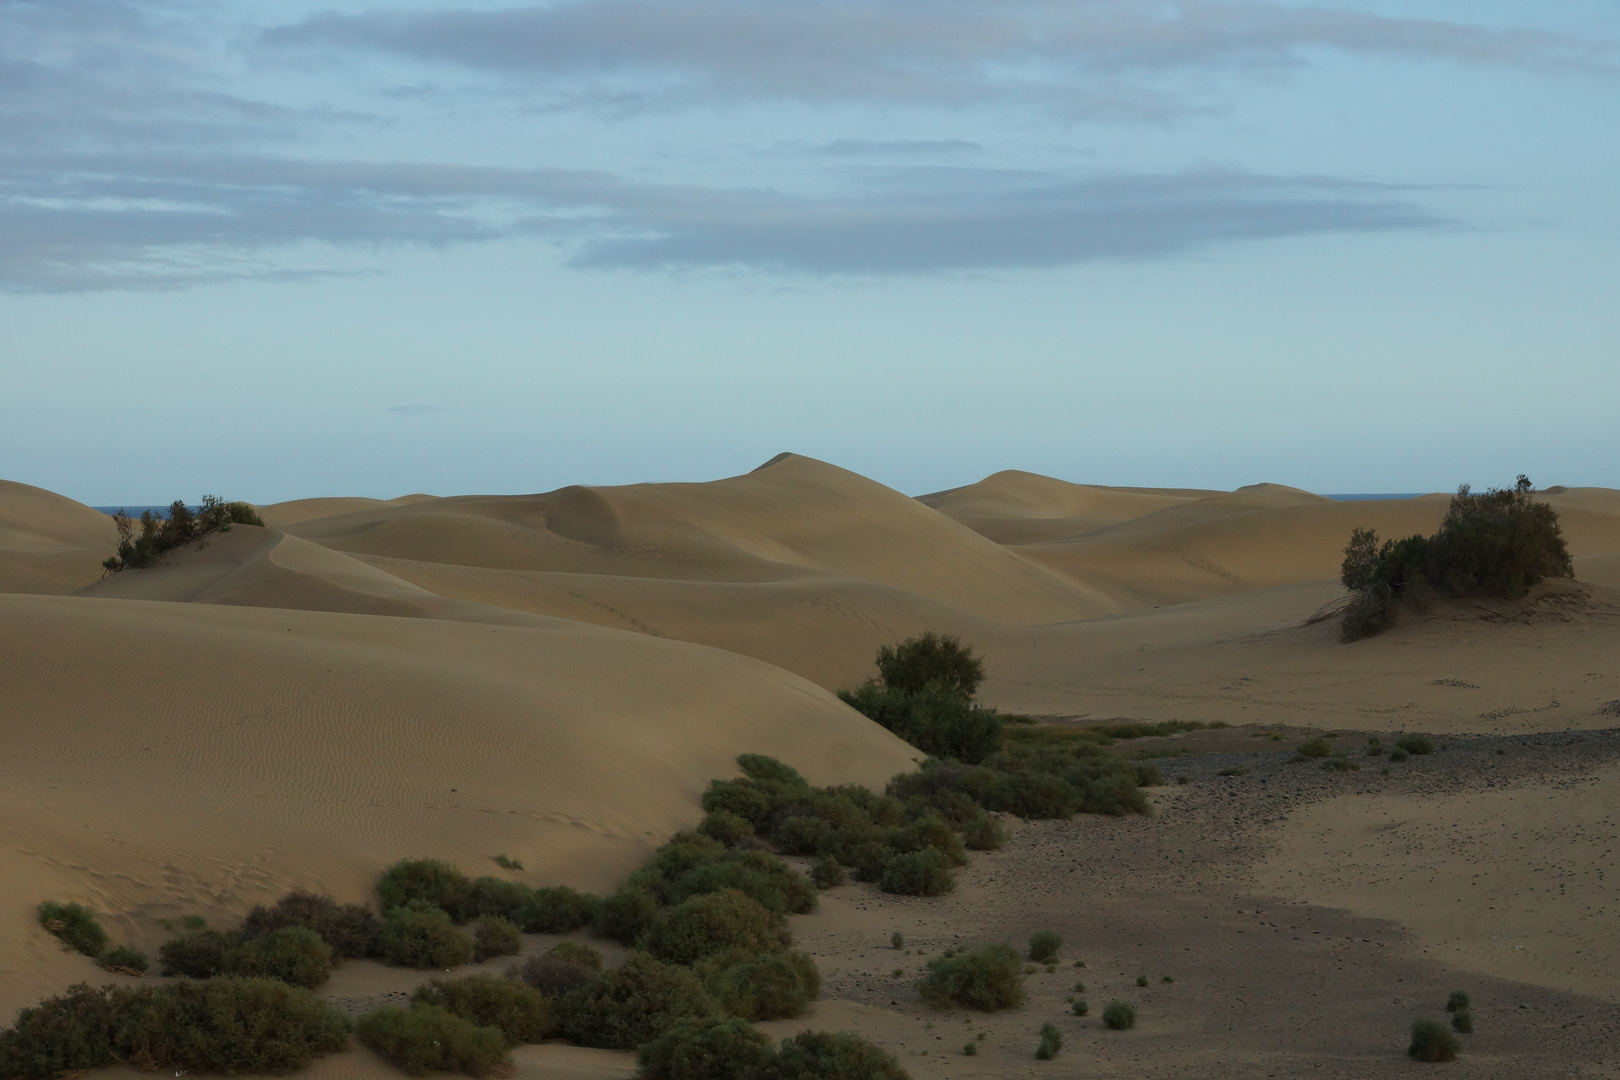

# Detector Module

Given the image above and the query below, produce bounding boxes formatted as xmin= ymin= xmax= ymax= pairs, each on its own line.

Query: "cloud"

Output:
xmin=0 ymin=151 xmax=1447 ymax=289
xmin=267 ymin=0 xmax=1614 ymax=111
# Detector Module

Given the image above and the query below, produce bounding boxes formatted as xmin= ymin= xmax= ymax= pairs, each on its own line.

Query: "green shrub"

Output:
xmin=1035 ymin=1022 xmax=1062 ymax=1060
xmin=469 ymin=876 xmax=532 ymax=923
xmin=525 ymin=886 xmax=599 ymax=933
xmin=698 ymin=810 xmax=755 ymax=846
xmin=1296 ymin=737 xmax=1331 ymax=760
xmin=700 ymin=779 xmax=774 ymax=826
xmin=37 ymin=902 xmax=109 ymax=958
xmin=100 ymin=945 xmax=149 ymax=974
xmin=378 ymin=860 xmax=475 ymax=922
xmin=1451 ymin=1010 xmax=1473 ymax=1034
xmin=1397 ymin=734 xmax=1435 ymax=756
xmin=557 ymin=953 xmax=717 ymax=1051
xmin=1135 ymin=975 xmax=1148 ymax=987
xmin=667 ymin=850 xmax=817 ymax=915
xmin=0 ymin=983 xmax=124 ymax=1079
xmin=704 ymin=950 xmax=820 ymax=1021
xmin=811 ymin=856 xmax=845 ymax=889
xmin=1445 ymin=990 xmax=1470 ymax=1012
xmin=1321 ymin=756 xmax=1359 ymax=772
xmin=890 ymin=932 xmax=905 ymax=950
xmin=1102 ymin=1000 xmax=1136 ymax=1030
xmin=1389 ymin=747 xmax=1410 ymax=763
xmin=509 ymin=942 xmax=602 ymax=997
xmin=472 ymin=916 xmax=523 ymax=962
xmin=380 ymin=902 xmax=473 ymax=969
xmin=880 ymin=849 xmax=954 ymax=896
xmin=1071 ymin=999 xmax=1088 ymax=1016
xmin=493 ymin=854 xmax=523 ymax=870
xmin=1027 ymin=931 xmax=1061 ymax=963
xmin=227 ymin=926 xmax=334 ymax=988
xmin=121 ymin=977 xmax=350 ymax=1074
xmin=411 ymin=975 xmax=552 ymax=1044
xmin=768 ymin=1030 xmax=909 ymax=1080
xmin=876 ymin=633 xmax=986 ymax=697
xmin=596 ymin=885 xmax=660 ymax=945
xmin=1408 ymin=1018 xmax=1460 ymax=1062
xmin=839 ymin=682 xmax=1004 ymax=765
xmin=159 ymin=929 xmax=241 ymax=978
xmin=920 ymin=944 xmax=1025 ymax=1011
xmin=635 ymin=1018 xmax=774 ymax=1080
xmin=961 ymin=814 xmax=1006 ymax=850
xmin=644 ymin=889 xmax=785 ymax=966
xmin=241 ymin=891 xmax=382 ymax=959
xmin=355 ymin=1005 xmax=509 ymax=1077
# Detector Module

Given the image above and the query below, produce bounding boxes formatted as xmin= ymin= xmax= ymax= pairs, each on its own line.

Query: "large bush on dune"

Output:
xmin=1340 ymin=476 xmax=1573 ymax=640
xmin=102 ymin=496 xmax=262 ymax=573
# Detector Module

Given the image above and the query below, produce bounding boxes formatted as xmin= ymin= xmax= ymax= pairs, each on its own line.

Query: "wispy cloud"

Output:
xmin=267 ymin=0 xmax=1614 ymax=112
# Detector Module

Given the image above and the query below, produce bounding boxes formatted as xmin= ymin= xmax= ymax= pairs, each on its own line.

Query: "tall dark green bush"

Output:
xmin=241 ymin=891 xmax=381 ymax=959
xmin=411 ymin=975 xmax=552 ymax=1045
xmin=919 ymin=944 xmax=1025 ymax=1011
xmin=102 ymin=497 xmax=264 ymax=573
xmin=226 ymin=926 xmax=333 ymax=988
xmin=37 ymin=902 xmax=109 ymax=958
xmin=644 ymin=890 xmax=785 ymax=966
xmin=635 ymin=1018 xmax=774 ymax=1080
xmin=769 ymin=1030 xmax=910 ymax=1080
xmin=556 ymin=953 xmax=717 ymax=1051
xmin=876 ymin=633 xmax=986 ymax=697
xmin=703 ymin=950 xmax=820 ymax=1021
xmin=355 ymin=1005 xmax=509 ymax=1077
xmin=838 ymin=682 xmax=1004 ymax=764
xmin=1408 ymin=1018 xmax=1460 ymax=1062
xmin=378 ymin=860 xmax=475 ymax=922
xmin=380 ymin=902 xmax=473 ymax=969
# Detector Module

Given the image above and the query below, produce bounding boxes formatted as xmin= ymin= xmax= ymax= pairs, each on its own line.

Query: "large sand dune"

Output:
xmin=0 ymin=480 xmax=118 ymax=595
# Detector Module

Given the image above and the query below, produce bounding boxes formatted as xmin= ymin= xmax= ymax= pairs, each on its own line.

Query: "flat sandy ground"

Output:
xmin=3 ymin=457 xmax=1619 ymax=1077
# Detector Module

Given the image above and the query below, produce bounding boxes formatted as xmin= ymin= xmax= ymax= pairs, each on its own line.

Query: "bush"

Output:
xmin=880 ymin=849 xmax=955 ymax=897
xmin=472 ymin=917 xmax=523 ymax=962
xmin=380 ymin=902 xmax=473 ymax=969
xmin=1102 ymin=1000 xmax=1136 ymax=1030
xmin=1071 ymin=999 xmax=1088 ymax=1016
xmin=635 ymin=1018 xmax=774 ymax=1080
xmin=0 ymin=983 xmax=124 ymax=1079
xmin=768 ymin=1030 xmax=909 ymax=1080
xmin=525 ymin=886 xmax=599 ymax=933
xmin=919 ymin=944 xmax=1025 ymax=1011
xmin=378 ymin=860 xmax=475 ymax=922
xmin=470 ymin=877 xmax=533 ymax=923
xmin=644 ymin=890 xmax=785 ymax=966
xmin=159 ymin=929 xmax=241 ymax=978
xmin=556 ymin=953 xmax=717 ymax=1051
xmin=1397 ymin=734 xmax=1435 ymax=756
xmin=1408 ymin=1018 xmax=1460 ymax=1062
xmin=839 ymin=682 xmax=1004 ymax=764
xmin=101 ymin=497 xmax=263 ymax=573
xmin=355 ymin=1005 xmax=510 ymax=1077
xmin=811 ymin=856 xmax=845 ymax=889
xmin=666 ymin=850 xmax=817 ymax=915
xmin=961 ymin=814 xmax=1006 ymax=851
xmin=100 ymin=945 xmax=149 ymax=974
xmin=1296 ymin=737 xmax=1331 ymax=760
xmin=1389 ymin=747 xmax=1410 ymax=763
xmin=1445 ymin=990 xmax=1470 ymax=1012
xmin=1451 ymin=1010 xmax=1473 ymax=1034
xmin=1027 ymin=931 xmax=1061 ymax=963
xmin=704 ymin=950 xmax=821 ymax=1021
xmin=875 ymin=633 xmax=985 ymax=697
xmin=37 ymin=902 xmax=109 ymax=958
xmin=241 ymin=891 xmax=382 ymax=959
xmin=1340 ymin=477 xmax=1573 ymax=639
xmin=227 ymin=926 xmax=334 ymax=988
xmin=1035 ymin=1022 xmax=1062 ymax=1060
xmin=698 ymin=810 xmax=755 ymax=846
xmin=411 ymin=975 xmax=552 ymax=1044
xmin=596 ymin=885 xmax=660 ymax=946
xmin=509 ymin=941 xmax=603 ymax=997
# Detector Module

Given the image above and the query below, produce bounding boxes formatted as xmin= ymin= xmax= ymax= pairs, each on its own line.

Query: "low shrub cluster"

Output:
xmin=1027 ymin=931 xmax=1061 ymax=963
xmin=102 ymin=495 xmax=264 ymax=573
xmin=160 ymin=925 xmax=335 ymax=987
xmin=0 ymin=978 xmax=348 ymax=1079
xmin=355 ymin=1006 xmax=509 ymax=1078
xmin=1408 ymin=1018 xmax=1460 ymax=1062
xmin=1035 ymin=1022 xmax=1063 ymax=1060
xmin=36 ymin=902 xmax=109 ymax=959
xmin=411 ymin=975 xmax=552 ymax=1044
xmin=556 ymin=953 xmax=718 ymax=1050
xmin=380 ymin=901 xmax=474 ymax=969
xmin=377 ymin=858 xmax=601 ymax=933
xmin=1340 ymin=477 xmax=1574 ymax=640
xmin=1102 ymin=1000 xmax=1136 ymax=1030
xmin=241 ymin=890 xmax=383 ymax=958
xmin=919 ymin=944 xmax=1025 ymax=1011
xmin=636 ymin=1024 xmax=908 ymax=1080
xmin=509 ymin=942 xmax=602 ymax=997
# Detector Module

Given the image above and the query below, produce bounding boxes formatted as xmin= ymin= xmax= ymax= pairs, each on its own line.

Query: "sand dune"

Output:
xmin=918 ymin=470 xmax=1214 ymax=545
xmin=257 ymin=494 xmax=437 ymax=530
xmin=0 ymin=593 xmax=916 ymax=1018
xmin=0 ymin=479 xmax=118 ymax=595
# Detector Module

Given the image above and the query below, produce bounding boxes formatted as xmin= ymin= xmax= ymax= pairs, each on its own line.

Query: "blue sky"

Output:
xmin=3 ymin=0 xmax=1616 ymax=503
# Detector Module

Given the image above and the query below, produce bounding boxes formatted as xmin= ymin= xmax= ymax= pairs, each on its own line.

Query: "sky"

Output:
xmin=2 ymin=0 xmax=1617 ymax=504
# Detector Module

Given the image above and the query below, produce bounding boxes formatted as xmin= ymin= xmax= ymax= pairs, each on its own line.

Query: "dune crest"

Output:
xmin=0 ymin=480 xmax=118 ymax=595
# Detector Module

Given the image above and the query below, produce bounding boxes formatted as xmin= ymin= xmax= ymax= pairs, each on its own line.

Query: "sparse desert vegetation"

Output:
xmin=101 ymin=495 xmax=263 ymax=573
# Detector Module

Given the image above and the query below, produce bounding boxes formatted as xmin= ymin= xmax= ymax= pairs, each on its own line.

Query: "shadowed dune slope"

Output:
xmin=0 ymin=480 xmax=117 ymax=595
xmin=0 ymin=593 xmax=917 ymax=1018
xmin=288 ymin=454 xmax=1108 ymax=624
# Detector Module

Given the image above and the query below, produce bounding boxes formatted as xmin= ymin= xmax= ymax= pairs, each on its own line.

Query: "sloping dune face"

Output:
xmin=0 ymin=593 xmax=916 ymax=1016
xmin=256 ymin=494 xmax=437 ymax=530
xmin=0 ymin=480 xmax=118 ymax=595
xmin=919 ymin=469 xmax=1216 ymax=545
